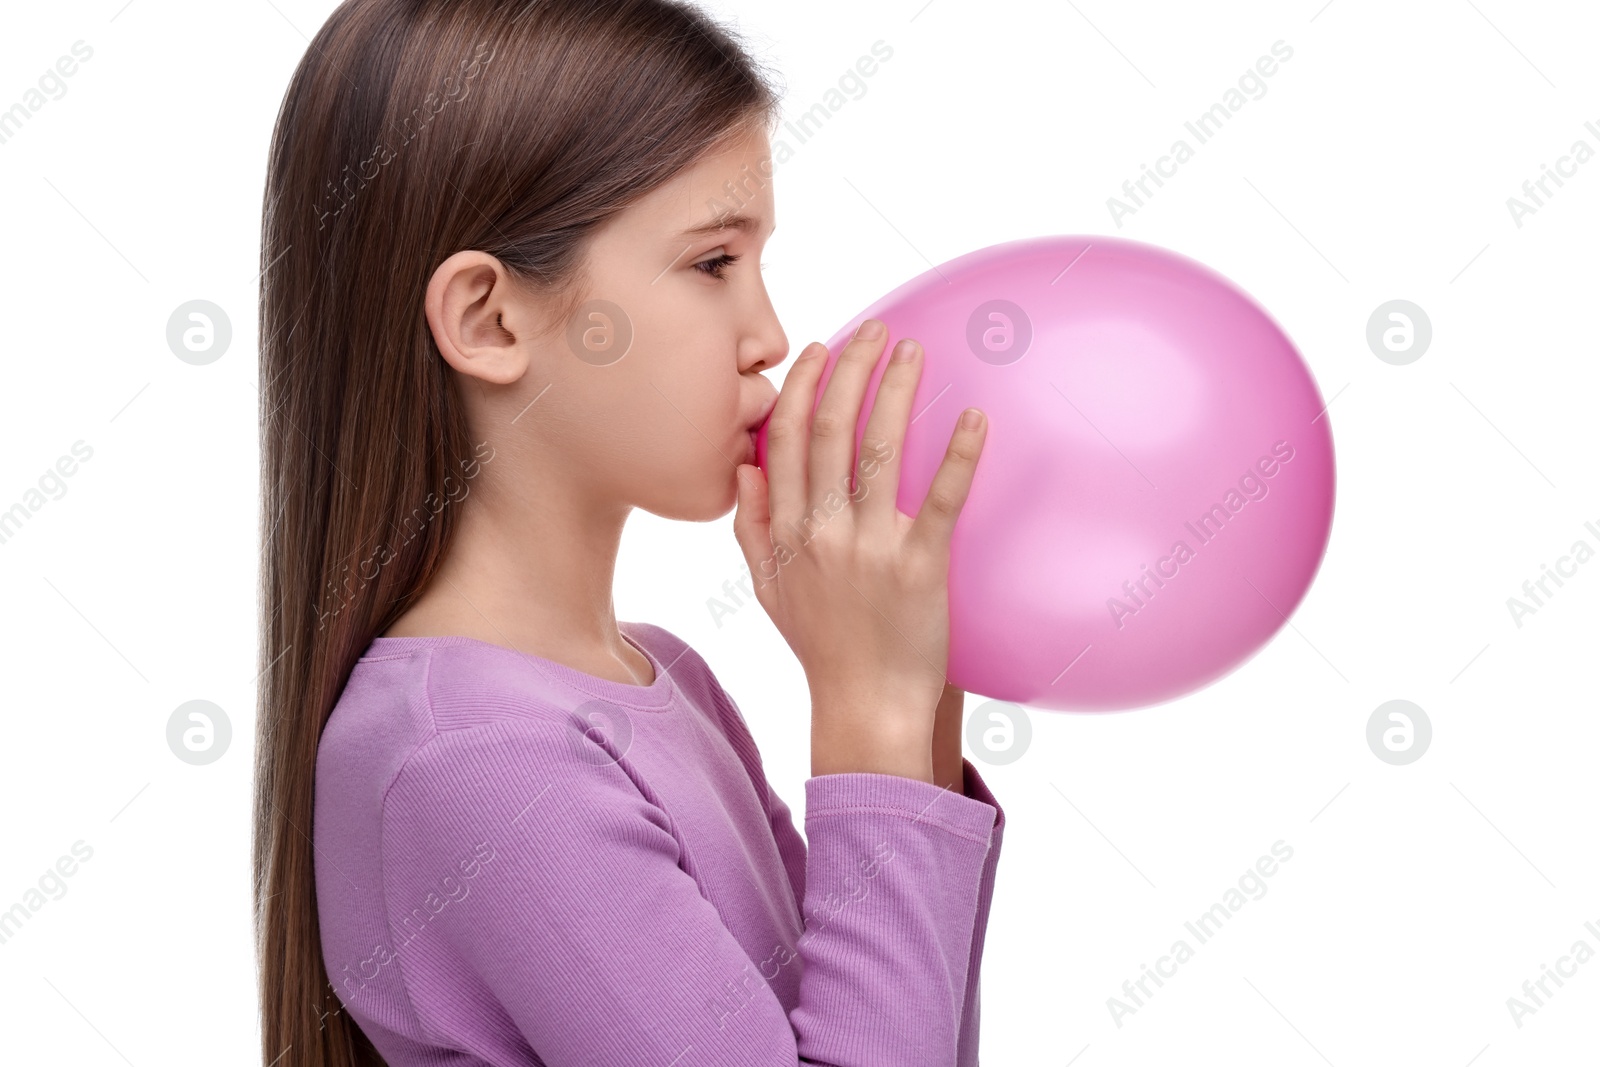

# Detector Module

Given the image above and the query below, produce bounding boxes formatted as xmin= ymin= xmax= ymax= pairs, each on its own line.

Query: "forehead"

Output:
xmin=633 ymin=124 xmax=777 ymax=239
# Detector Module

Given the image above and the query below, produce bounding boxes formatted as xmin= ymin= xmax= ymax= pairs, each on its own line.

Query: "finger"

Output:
xmin=853 ymin=337 xmax=923 ymax=532
xmin=731 ymin=463 xmax=778 ymax=597
xmin=764 ymin=342 xmax=830 ymax=532
xmin=809 ymin=319 xmax=890 ymax=514
xmin=907 ymin=407 xmax=987 ymax=557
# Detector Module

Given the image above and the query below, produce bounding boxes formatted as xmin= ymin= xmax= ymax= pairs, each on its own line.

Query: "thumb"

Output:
xmin=731 ymin=464 xmax=774 ymax=586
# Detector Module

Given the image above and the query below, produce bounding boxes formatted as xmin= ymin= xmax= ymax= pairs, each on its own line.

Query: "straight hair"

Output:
xmin=253 ymin=1 xmax=779 ymax=1062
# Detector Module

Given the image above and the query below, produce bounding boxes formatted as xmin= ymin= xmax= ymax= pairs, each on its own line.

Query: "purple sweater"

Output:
xmin=313 ymin=621 xmax=1004 ymax=1066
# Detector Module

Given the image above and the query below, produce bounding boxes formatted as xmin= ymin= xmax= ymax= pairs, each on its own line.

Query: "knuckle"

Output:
xmin=859 ymin=435 xmax=893 ymax=462
xmin=810 ymin=410 xmax=849 ymax=439
xmin=945 ymin=437 xmax=980 ymax=465
xmin=766 ymin=413 xmax=804 ymax=442
xmin=924 ymin=487 xmax=963 ymax=516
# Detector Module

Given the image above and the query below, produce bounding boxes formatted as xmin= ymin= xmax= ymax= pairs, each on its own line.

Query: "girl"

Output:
xmin=253 ymin=1 xmax=1000 ymax=1064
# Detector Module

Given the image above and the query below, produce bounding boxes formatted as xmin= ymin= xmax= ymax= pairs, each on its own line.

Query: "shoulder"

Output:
xmin=420 ymin=641 xmax=594 ymax=731
xmin=327 ymin=639 xmax=589 ymax=739
xmin=318 ymin=641 xmax=613 ymax=820
xmin=377 ymin=710 xmax=679 ymax=855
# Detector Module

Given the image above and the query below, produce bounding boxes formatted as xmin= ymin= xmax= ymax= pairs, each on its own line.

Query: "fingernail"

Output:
xmin=891 ymin=339 xmax=918 ymax=362
xmin=855 ymin=318 xmax=884 ymax=340
xmin=960 ymin=408 xmax=983 ymax=429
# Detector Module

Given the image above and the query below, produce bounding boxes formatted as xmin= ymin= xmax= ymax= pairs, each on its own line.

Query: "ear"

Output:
xmin=425 ymin=250 xmax=544 ymax=385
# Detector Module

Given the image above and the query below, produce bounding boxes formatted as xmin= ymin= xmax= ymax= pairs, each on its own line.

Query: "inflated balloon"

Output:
xmin=754 ymin=235 xmax=1335 ymax=712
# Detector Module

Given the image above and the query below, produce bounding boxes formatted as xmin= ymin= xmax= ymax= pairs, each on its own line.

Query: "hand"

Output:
xmin=731 ymin=318 xmax=987 ymax=780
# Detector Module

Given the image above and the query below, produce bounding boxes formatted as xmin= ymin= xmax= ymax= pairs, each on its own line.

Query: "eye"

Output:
xmin=693 ymin=251 xmax=741 ymax=280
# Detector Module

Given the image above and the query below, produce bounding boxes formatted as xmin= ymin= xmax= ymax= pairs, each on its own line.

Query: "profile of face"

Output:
xmin=425 ymin=121 xmax=789 ymax=523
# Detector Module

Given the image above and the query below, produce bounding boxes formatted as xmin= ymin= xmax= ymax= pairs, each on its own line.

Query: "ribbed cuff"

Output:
xmin=805 ymin=771 xmax=999 ymax=844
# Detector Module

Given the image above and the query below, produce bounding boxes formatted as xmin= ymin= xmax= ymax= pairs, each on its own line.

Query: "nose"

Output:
xmin=740 ymin=282 xmax=789 ymax=375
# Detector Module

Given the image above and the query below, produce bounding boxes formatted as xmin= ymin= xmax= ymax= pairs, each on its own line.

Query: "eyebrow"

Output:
xmin=677 ymin=212 xmax=774 ymax=240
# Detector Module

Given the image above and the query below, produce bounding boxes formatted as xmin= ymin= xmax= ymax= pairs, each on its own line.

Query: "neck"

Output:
xmin=386 ymin=461 xmax=633 ymax=664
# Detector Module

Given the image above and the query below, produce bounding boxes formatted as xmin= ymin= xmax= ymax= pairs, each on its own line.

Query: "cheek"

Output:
xmin=604 ymin=379 xmax=728 ymax=477
xmin=646 ymin=357 xmax=740 ymax=440
xmin=596 ymin=311 xmax=742 ymax=472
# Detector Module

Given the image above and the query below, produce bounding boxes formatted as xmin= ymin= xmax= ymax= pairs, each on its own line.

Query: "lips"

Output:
xmin=746 ymin=394 xmax=777 ymax=434
xmin=740 ymin=391 xmax=777 ymax=467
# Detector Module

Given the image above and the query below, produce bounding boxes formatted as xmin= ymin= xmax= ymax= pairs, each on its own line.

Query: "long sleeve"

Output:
xmin=762 ymin=757 xmax=1005 ymax=1067
xmin=378 ymin=717 xmax=1002 ymax=1067
xmin=956 ymin=758 xmax=1005 ymax=1067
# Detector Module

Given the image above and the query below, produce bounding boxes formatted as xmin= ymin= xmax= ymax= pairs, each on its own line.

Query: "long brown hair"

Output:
xmin=253 ymin=1 xmax=780 ymax=1062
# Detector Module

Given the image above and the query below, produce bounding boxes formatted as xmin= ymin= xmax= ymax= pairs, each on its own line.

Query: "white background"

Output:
xmin=1 ymin=0 xmax=1596 ymax=1063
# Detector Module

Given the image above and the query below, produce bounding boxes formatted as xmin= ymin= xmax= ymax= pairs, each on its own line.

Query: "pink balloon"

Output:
xmin=755 ymin=235 xmax=1336 ymax=712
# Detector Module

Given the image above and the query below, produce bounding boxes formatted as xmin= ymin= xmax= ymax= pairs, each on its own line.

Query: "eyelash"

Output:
xmin=694 ymin=252 xmax=741 ymax=280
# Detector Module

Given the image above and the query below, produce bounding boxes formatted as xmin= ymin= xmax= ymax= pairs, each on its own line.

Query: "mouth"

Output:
xmin=743 ymin=397 xmax=775 ymax=464
xmin=745 ymin=395 xmax=777 ymax=434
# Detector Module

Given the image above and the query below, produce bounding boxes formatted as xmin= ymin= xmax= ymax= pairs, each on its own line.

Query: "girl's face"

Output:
xmin=426 ymin=121 xmax=788 ymax=525
xmin=561 ymin=122 xmax=788 ymax=521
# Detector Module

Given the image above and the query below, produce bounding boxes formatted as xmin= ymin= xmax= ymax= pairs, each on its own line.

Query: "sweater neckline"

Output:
xmin=361 ymin=621 xmax=678 ymax=710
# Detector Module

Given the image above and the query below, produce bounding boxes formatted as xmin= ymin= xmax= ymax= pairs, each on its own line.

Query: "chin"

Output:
xmin=639 ymin=468 xmax=739 ymax=523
